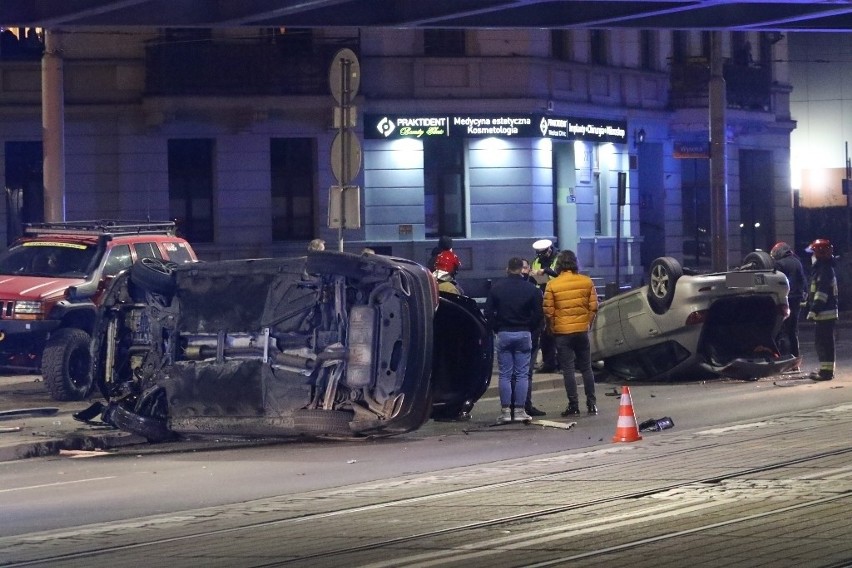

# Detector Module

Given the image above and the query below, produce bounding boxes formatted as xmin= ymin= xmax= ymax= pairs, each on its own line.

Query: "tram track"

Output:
xmin=4 ymin=416 xmax=852 ymax=568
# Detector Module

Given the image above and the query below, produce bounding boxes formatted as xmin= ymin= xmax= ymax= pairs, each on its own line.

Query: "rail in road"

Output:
xmin=2 ymin=402 xmax=851 ymax=567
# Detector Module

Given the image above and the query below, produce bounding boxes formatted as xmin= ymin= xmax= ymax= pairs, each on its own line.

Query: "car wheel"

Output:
xmin=108 ymin=403 xmax=173 ymax=443
xmin=743 ymin=251 xmax=774 ymax=270
xmin=647 ymin=256 xmax=683 ymax=314
xmin=292 ymin=409 xmax=354 ymax=436
xmin=305 ymin=250 xmax=364 ymax=278
xmin=131 ymin=257 xmax=178 ymax=296
xmin=42 ymin=328 xmax=93 ymax=401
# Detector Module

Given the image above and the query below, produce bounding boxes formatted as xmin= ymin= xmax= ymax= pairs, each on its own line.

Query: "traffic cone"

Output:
xmin=612 ymin=386 xmax=642 ymax=443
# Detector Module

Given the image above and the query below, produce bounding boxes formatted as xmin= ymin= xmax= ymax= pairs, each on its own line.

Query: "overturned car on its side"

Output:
xmin=85 ymin=251 xmax=492 ymax=442
xmin=590 ymin=251 xmax=798 ymax=381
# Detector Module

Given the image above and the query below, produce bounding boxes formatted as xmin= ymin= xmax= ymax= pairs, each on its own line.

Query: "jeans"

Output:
xmin=496 ymin=331 xmax=532 ymax=408
xmin=554 ymin=332 xmax=596 ymax=406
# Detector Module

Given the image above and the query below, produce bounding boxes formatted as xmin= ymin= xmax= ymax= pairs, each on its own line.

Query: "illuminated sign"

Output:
xmin=365 ymin=113 xmax=627 ymax=143
xmin=674 ymin=141 xmax=710 ymax=159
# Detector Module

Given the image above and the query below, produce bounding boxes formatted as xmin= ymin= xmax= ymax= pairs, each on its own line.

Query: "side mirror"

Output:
xmin=66 ymin=279 xmax=99 ymax=301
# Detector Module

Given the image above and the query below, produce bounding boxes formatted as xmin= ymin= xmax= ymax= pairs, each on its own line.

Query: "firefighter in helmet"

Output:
xmin=804 ymin=238 xmax=838 ymax=381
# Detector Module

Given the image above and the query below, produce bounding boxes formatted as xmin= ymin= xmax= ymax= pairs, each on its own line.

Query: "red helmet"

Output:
xmin=770 ymin=242 xmax=792 ymax=260
xmin=806 ymin=238 xmax=833 ymax=260
xmin=434 ymin=250 xmax=460 ymax=273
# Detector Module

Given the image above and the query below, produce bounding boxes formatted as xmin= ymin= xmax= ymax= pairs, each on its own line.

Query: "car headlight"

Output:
xmin=14 ymin=301 xmax=45 ymax=318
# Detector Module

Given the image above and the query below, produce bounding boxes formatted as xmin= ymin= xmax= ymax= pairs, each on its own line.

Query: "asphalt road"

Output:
xmin=0 ymin=330 xmax=850 ymax=566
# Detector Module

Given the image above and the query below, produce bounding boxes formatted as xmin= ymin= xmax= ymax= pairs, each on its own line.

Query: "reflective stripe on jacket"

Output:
xmin=808 ymin=260 xmax=838 ymax=321
xmin=543 ymin=271 xmax=598 ymax=334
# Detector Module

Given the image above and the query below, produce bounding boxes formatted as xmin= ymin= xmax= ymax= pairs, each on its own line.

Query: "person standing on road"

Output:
xmin=543 ymin=250 xmax=599 ymax=416
xmin=531 ymin=239 xmax=559 ymax=374
xmin=771 ymin=241 xmax=807 ymax=366
xmin=520 ymin=258 xmax=546 ymax=417
xmin=485 ymin=257 xmax=544 ymax=423
xmin=804 ymin=239 xmax=838 ymax=381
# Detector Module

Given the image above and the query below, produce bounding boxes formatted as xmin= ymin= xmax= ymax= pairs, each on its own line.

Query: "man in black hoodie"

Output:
xmin=770 ymin=242 xmax=807 ymax=365
xmin=485 ymin=257 xmax=544 ymax=422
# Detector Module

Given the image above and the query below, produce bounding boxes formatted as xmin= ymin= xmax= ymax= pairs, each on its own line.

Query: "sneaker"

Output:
xmin=512 ymin=409 xmax=532 ymax=422
xmin=561 ymin=404 xmax=580 ymax=417
xmin=587 ymin=404 xmax=598 ymax=415
xmin=498 ymin=407 xmax=513 ymax=422
xmin=525 ymin=405 xmax=547 ymax=417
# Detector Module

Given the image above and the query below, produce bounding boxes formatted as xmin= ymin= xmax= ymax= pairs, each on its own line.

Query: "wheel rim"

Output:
xmin=141 ymin=257 xmax=171 ymax=276
xmin=650 ymin=264 xmax=669 ymax=299
xmin=68 ymin=347 xmax=91 ymax=390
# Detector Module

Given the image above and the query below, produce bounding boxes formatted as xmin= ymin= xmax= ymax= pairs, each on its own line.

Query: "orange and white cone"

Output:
xmin=612 ymin=386 xmax=642 ymax=443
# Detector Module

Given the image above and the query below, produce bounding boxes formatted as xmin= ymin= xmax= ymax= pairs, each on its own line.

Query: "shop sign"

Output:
xmin=674 ymin=141 xmax=710 ymax=159
xmin=365 ymin=113 xmax=627 ymax=144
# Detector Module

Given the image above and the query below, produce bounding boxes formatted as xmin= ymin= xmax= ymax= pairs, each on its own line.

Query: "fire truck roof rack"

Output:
xmin=23 ymin=220 xmax=177 ymax=238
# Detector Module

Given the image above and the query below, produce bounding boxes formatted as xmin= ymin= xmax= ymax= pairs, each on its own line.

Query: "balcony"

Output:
xmin=669 ymin=57 xmax=772 ymax=111
xmin=144 ymin=38 xmax=357 ymax=97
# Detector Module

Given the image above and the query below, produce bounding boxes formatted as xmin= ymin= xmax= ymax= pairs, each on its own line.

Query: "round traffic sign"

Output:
xmin=331 ymin=131 xmax=362 ymax=185
xmin=329 ymin=48 xmax=360 ymax=104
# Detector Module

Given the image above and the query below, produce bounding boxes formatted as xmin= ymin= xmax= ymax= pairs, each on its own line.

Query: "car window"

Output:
xmin=163 ymin=241 xmax=195 ymax=264
xmin=134 ymin=242 xmax=163 ymax=261
xmin=102 ymin=244 xmax=133 ymax=276
xmin=0 ymin=242 xmax=99 ymax=278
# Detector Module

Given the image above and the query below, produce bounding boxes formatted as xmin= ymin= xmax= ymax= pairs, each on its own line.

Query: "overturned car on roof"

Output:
xmin=590 ymin=251 xmax=798 ymax=381
xmin=87 ymin=251 xmax=492 ymax=442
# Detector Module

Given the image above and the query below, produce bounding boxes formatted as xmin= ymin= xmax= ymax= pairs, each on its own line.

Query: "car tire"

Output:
xmin=743 ymin=251 xmax=774 ymax=270
xmin=108 ymin=403 xmax=173 ymax=443
xmin=305 ymin=250 xmax=364 ymax=278
xmin=131 ymin=257 xmax=178 ymax=296
xmin=42 ymin=328 xmax=93 ymax=401
xmin=292 ymin=409 xmax=354 ymax=436
xmin=647 ymin=256 xmax=683 ymax=314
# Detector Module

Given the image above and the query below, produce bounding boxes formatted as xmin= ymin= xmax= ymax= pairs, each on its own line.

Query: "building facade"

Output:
xmin=0 ymin=27 xmax=795 ymax=295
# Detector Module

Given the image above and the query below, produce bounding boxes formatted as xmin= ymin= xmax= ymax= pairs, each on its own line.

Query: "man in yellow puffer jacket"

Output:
xmin=543 ymin=250 xmax=599 ymax=416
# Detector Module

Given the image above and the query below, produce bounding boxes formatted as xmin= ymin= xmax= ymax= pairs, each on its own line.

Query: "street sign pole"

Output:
xmin=328 ymin=48 xmax=361 ymax=252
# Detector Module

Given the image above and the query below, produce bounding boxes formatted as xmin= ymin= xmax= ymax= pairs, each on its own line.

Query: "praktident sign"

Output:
xmin=365 ymin=113 xmax=626 ymax=143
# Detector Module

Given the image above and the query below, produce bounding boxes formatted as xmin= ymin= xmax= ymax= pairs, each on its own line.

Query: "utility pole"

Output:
xmin=709 ymin=31 xmax=729 ymax=271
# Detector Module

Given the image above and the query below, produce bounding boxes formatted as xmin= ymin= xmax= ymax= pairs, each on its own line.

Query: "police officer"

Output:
xmin=804 ymin=239 xmax=838 ymax=381
xmin=530 ymin=239 xmax=559 ymax=373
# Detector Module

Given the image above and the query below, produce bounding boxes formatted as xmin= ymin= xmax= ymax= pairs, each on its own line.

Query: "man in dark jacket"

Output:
xmin=770 ymin=242 xmax=807 ymax=364
xmin=804 ymin=239 xmax=839 ymax=381
xmin=485 ymin=257 xmax=544 ymax=422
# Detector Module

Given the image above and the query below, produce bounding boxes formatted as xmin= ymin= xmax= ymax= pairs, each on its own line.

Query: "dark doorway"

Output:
xmin=4 ymin=141 xmax=43 ymax=245
xmin=681 ymin=158 xmax=711 ymax=269
xmin=739 ymin=149 xmax=774 ymax=253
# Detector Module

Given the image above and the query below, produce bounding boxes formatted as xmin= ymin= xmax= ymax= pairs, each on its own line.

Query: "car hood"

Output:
xmin=0 ymin=275 xmax=83 ymax=300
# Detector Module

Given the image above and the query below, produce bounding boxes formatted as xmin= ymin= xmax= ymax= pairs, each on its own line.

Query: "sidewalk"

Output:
xmin=0 ymin=374 xmax=149 ymax=461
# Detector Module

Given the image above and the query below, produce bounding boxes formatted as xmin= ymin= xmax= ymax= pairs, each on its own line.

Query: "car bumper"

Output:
xmin=701 ymin=354 xmax=799 ymax=379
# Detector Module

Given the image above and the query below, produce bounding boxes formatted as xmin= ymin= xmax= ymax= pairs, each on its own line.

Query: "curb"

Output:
xmin=0 ymin=428 xmax=146 ymax=462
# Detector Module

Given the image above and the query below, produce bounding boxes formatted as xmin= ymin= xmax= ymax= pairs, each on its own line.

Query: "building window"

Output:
xmin=671 ymin=30 xmax=687 ymax=65
xmin=424 ymin=29 xmax=466 ymax=56
xmin=551 ymin=30 xmax=573 ymax=61
xmin=168 ymin=139 xmax=214 ymax=243
xmin=640 ymin=30 xmax=656 ymax=70
xmin=3 ymin=141 xmax=43 ymax=242
xmin=270 ymin=138 xmax=316 ymax=241
xmin=424 ymin=137 xmax=465 ymax=238
xmin=590 ymin=30 xmax=607 ymax=65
